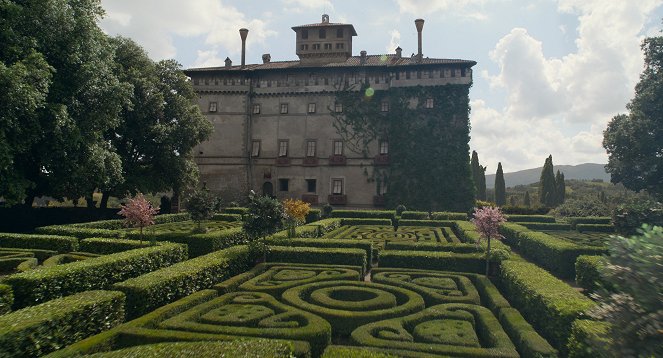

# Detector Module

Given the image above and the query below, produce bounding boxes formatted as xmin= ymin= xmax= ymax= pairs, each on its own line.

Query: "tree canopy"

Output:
xmin=538 ymin=155 xmax=557 ymax=207
xmin=471 ymin=150 xmax=487 ymax=201
xmin=494 ymin=162 xmax=506 ymax=206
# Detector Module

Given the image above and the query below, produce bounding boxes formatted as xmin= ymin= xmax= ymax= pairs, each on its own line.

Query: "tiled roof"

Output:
xmin=185 ymin=54 xmax=476 ymax=73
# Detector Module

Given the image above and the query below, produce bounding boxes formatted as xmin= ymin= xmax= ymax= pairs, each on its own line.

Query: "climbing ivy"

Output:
xmin=332 ymin=83 xmax=474 ymax=212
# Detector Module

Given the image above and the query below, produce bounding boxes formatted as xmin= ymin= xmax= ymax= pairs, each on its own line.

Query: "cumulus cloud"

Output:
xmin=396 ymin=0 xmax=489 ymax=20
xmin=387 ymin=30 xmax=401 ymax=53
xmin=471 ymin=0 xmax=661 ymax=172
xmin=99 ymin=0 xmax=276 ymax=62
xmin=281 ymin=0 xmax=334 ymax=13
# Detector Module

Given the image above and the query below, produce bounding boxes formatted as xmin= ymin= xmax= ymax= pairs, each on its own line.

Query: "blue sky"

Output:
xmin=99 ymin=0 xmax=663 ymax=173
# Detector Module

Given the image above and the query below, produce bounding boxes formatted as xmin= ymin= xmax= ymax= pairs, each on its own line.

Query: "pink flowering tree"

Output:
xmin=471 ymin=206 xmax=507 ymax=276
xmin=118 ymin=193 xmax=159 ymax=243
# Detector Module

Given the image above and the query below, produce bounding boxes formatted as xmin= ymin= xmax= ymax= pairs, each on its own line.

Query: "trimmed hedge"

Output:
xmin=35 ymin=225 xmax=121 ymax=239
xmin=384 ymin=241 xmax=481 ymax=253
xmin=271 ymin=218 xmax=343 ymax=239
xmin=454 ymin=221 xmax=512 ymax=254
xmin=114 ymin=245 xmax=255 ymax=318
xmin=3 ymin=243 xmax=187 ymax=308
xmin=400 ymin=211 xmax=429 ymax=220
xmin=322 ymin=345 xmax=398 ymax=357
xmin=222 ymin=207 xmax=249 ymax=215
xmin=213 ymin=264 xmax=268 ymax=294
xmin=576 ymin=224 xmax=614 ymax=233
xmin=0 ymin=247 xmax=57 ymax=261
xmin=498 ymin=307 xmax=558 ymax=357
xmin=238 ymin=264 xmax=362 ymax=296
xmin=0 ymin=284 xmax=12 ymax=315
xmin=42 ymin=252 xmax=100 ymax=267
xmin=567 ymin=319 xmax=612 ymax=358
xmin=506 ymin=215 xmax=556 ymax=223
xmin=306 ymin=208 xmax=321 ymax=223
xmin=265 ymin=237 xmax=374 ymax=268
xmin=0 ymin=232 xmax=78 ymax=252
xmin=371 ymin=270 xmax=480 ymax=306
xmin=83 ymin=340 xmax=296 ymax=358
xmin=0 ymin=290 xmax=125 ymax=357
xmin=575 ymin=255 xmax=610 ymax=293
xmin=379 ymin=250 xmax=485 ymax=273
xmin=430 ymin=211 xmax=468 ymax=220
xmin=80 ymin=238 xmax=154 ymax=254
xmin=566 ymin=216 xmax=612 ymax=228
xmin=211 ymin=213 xmax=242 ymax=221
xmin=495 ymin=260 xmax=595 ymax=352
xmin=331 ymin=210 xmax=395 ymax=220
xmin=185 ymin=227 xmax=248 ymax=257
xmin=340 ymin=218 xmax=392 ymax=226
xmin=516 ymin=222 xmax=572 ymax=231
xmin=267 ymin=246 xmax=367 ymax=275
xmin=396 ymin=219 xmax=454 ymax=227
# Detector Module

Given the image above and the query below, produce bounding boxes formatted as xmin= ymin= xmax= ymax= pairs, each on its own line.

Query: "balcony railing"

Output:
xmin=328 ymin=155 xmax=347 ymax=166
xmin=275 ymin=157 xmax=291 ymax=166
xmin=374 ymin=154 xmax=389 ymax=166
xmin=302 ymin=157 xmax=319 ymax=166
xmin=327 ymin=194 xmax=347 ymax=205
xmin=301 ymin=194 xmax=319 ymax=205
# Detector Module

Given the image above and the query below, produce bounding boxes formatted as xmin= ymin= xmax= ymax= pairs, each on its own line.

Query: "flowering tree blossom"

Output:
xmin=471 ymin=206 xmax=506 ymax=275
xmin=118 ymin=193 xmax=159 ymax=242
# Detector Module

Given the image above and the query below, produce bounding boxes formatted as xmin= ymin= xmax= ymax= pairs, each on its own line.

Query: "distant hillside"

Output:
xmin=486 ymin=163 xmax=610 ymax=188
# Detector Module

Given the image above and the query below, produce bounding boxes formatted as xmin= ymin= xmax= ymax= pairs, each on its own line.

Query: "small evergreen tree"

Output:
xmin=471 ymin=151 xmax=487 ymax=201
xmin=509 ymin=196 xmax=517 ymax=206
xmin=555 ymin=170 xmax=566 ymax=205
xmin=185 ymin=188 xmax=218 ymax=232
xmin=495 ymin=162 xmax=506 ymax=206
xmin=524 ymin=191 xmax=531 ymax=207
xmin=243 ymin=191 xmax=284 ymax=240
xmin=538 ymin=155 xmax=557 ymax=207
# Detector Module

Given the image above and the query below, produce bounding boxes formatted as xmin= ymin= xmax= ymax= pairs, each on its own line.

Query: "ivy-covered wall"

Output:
xmin=333 ymin=84 xmax=475 ymax=212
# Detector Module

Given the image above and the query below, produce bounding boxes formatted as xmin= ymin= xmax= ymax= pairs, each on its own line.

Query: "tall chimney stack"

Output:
xmin=414 ymin=19 xmax=424 ymax=62
xmin=239 ymin=28 xmax=249 ymax=68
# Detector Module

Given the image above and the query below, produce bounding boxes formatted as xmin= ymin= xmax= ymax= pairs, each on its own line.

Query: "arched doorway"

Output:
xmin=262 ymin=181 xmax=274 ymax=197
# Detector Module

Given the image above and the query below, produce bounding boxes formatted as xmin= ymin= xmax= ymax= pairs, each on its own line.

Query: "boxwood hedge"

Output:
xmin=516 ymin=222 xmax=572 ymax=231
xmin=35 ymin=225 xmax=121 ymax=239
xmin=565 ymin=217 xmax=612 ymax=228
xmin=340 ymin=218 xmax=393 ymax=226
xmin=430 ymin=211 xmax=468 ymax=220
xmin=575 ymin=224 xmax=614 ymax=233
xmin=322 ymin=345 xmax=398 ymax=358
xmin=265 ymin=237 xmax=374 ymax=268
xmin=0 ymin=232 xmax=78 ymax=252
xmin=384 ymin=241 xmax=481 ymax=253
xmin=506 ymin=215 xmax=556 ymax=223
xmin=80 ymin=238 xmax=155 ymax=254
xmin=0 ymin=284 xmax=12 ymax=315
xmin=379 ymin=250 xmax=485 ymax=273
xmin=3 ymin=243 xmax=187 ymax=308
xmin=396 ymin=219 xmax=454 ymax=227
xmin=266 ymin=246 xmax=367 ymax=275
xmin=0 ymin=290 xmax=125 ymax=357
xmin=575 ymin=255 xmax=610 ymax=293
xmin=567 ymin=319 xmax=612 ymax=358
xmin=114 ymin=245 xmax=255 ymax=318
xmin=82 ymin=340 xmax=296 ymax=358
xmin=330 ymin=210 xmax=396 ymax=220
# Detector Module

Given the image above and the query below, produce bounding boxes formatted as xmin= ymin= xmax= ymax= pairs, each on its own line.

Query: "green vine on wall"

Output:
xmin=332 ymin=83 xmax=475 ymax=212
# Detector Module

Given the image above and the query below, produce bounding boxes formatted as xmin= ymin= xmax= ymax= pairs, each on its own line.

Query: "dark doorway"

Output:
xmin=262 ymin=182 xmax=274 ymax=197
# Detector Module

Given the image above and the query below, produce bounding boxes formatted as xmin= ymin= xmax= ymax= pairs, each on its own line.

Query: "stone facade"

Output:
xmin=185 ymin=15 xmax=476 ymax=207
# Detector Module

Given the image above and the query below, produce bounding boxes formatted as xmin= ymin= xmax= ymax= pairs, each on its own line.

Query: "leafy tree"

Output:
xmin=494 ymin=162 xmax=506 ymax=206
xmin=471 ymin=151 xmax=487 ymax=201
xmin=185 ymin=188 xmax=218 ymax=232
xmin=538 ymin=155 xmax=557 ymax=207
xmin=524 ymin=191 xmax=531 ymax=207
xmin=0 ymin=0 xmax=130 ymax=206
xmin=549 ymin=198 xmax=609 ymax=218
xmin=282 ymin=199 xmax=310 ymax=237
xmin=118 ymin=193 xmax=159 ymax=242
xmin=555 ymin=170 xmax=566 ymax=205
xmin=588 ymin=225 xmax=663 ymax=356
xmin=604 ymin=35 xmax=663 ymax=200
xmin=471 ymin=206 xmax=506 ymax=276
xmin=242 ymin=191 xmax=283 ymax=240
xmin=99 ymin=37 xmax=213 ymax=208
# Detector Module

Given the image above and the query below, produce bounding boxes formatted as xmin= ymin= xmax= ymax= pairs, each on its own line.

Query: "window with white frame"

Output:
xmin=425 ymin=98 xmax=434 ymax=109
xmin=379 ymin=140 xmax=388 ymax=155
xmin=334 ymin=103 xmax=343 ymax=113
xmin=278 ymin=140 xmax=288 ymax=157
xmin=381 ymin=101 xmax=389 ymax=112
xmin=209 ymin=102 xmax=218 ymax=112
xmin=251 ymin=140 xmax=260 ymax=157
xmin=333 ymin=140 xmax=343 ymax=155
xmin=252 ymin=104 xmax=260 ymax=114
xmin=332 ymin=178 xmax=343 ymax=195
xmin=306 ymin=140 xmax=316 ymax=157
xmin=280 ymin=103 xmax=288 ymax=114
xmin=308 ymin=103 xmax=316 ymax=113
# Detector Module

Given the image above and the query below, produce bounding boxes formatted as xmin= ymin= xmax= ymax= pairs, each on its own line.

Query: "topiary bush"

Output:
xmin=0 ymin=232 xmax=78 ymax=252
xmin=266 ymin=246 xmax=367 ymax=275
xmin=379 ymin=250 xmax=485 ymax=273
xmin=575 ymin=255 xmax=610 ymax=293
xmin=549 ymin=198 xmax=609 ymax=218
xmin=80 ymin=237 xmax=154 ymax=254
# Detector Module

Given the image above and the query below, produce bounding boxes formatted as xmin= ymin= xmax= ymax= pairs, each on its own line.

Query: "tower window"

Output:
xmin=252 ymin=104 xmax=260 ymax=114
xmin=278 ymin=140 xmax=289 ymax=157
xmin=381 ymin=101 xmax=389 ymax=112
xmin=209 ymin=102 xmax=217 ymax=112
xmin=251 ymin=140 xmax=260 ymax=157
xmin=334 ymin=103 xmax=343 ymax=113
xmin=336 ymin=43 xmax=344 ymax=49
xmin=301 ymin=29 xmax=308 ymax=39
xmin=324 ymin=43 xmax=332 ymax=50
xmin=313 ymin=44 xmax=321 ymax=50
xmin=425 ymin=98 xmax=434 ymax=109
xmin=306 ymin=140 xmax=317 ymax=157
xmin=319 ymin=29 xmax=326 ymax=39
xmin=336 ymin=28 xmax=343 ymax=38
xmin=379 ymin=140 xmax=388 ymax=155
xmin=332 ymin=178 xmax=344 ymax=195
xmin=308 ymin=103 xmax=316 ymax=113
xmin=280 ymin=103 xmax=288 ymax=114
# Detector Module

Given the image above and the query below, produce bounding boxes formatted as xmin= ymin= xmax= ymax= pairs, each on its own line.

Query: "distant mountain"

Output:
xmin=486 ymin=163 xmax=610 ymax=188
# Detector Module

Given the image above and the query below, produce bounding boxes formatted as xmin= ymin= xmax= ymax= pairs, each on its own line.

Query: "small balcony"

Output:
xmin=373 ymin=195 xmax=386 ymax=207
xmin=374 ymin=154 xmax=389 ymax=166
xmin=275 ymin=157 xmax=291 ymax=166
xmin=301 ymin=194 xmax=319 ymax=205
xmin=328 ymin=155 xmax=347 ymax=166
xmin=328 ymin=194 xmax=347 ymax=205
xmin=302 ymin=157 xmax=319 ymax=167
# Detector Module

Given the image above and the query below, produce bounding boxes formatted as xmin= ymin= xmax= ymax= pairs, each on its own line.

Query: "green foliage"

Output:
xmin=333 ymin=84 xmax=475 ymax=212
xmin=495 ymin=162 xmax=506 ymax=206
xmin=114 ymin=245 xmax=255 ymax=318
xmin=400 ymin=211 xmax=428 ymax=219
xmin=539 ymin=155 xmax=557 ymax=207
xmin=496 ymin=260 xmax=595 ymax=352
xmin=83 ymin=340 xmax=296 ymax=358
xmin=35 ymin=224 xmax=122 ymax=239
xmin=0 ymin=284 xmax=13 ymax=315
xmin=430 ymin=211 xmax=468 ymax=220
xmin=396 ymin=219 xmax=454 ymax=227
xmin=575 ymin=223 xmax=614 ymax=233
xmin=379 ymin=250 xmax=485 ymax=273
xmin=305 ymin=208 xmax=321 ymax=223
xmin=565 ymin=216 xmax=612 ymax=228
xmin=80 ymin=238 xmax=154 ymax=254
xmin=3 ymin=242 xmax=186 ymax=308
xmin=506 ymin=214 xmax=556 ymax=223
xmin=237 ymin=264 xmax=362 ymax=296
xmin=603 ymin=36 xmax=663 ymax=200
xmin=0 ymin=232 xmax=78 ymax=252
xmin=498 ymin=307 xmax=559 ymax=358
xmin=471 ymin=151 xmax=487 ymax=201
xmin=321 ymin=203 xmax=333 ymax=218
xmin=340 ymin=218 xmax=393 ymax=226
xmin=184 ymin=188 xmax=218 ymax=230
xmin=588 ymin=225 xmax=663 ymax=357
xmin=516 ymin=222 xmax=572 ymax=231
xmin=395 ymin=205 xmax=407 ymax=217
xmin=555 ymin=170 xmax=566 ymax=205
xmin=612 ymin=200 xmax=663 ymax=235
xmin=524 ymin=191 xmax=531 ymax=207
xmin=0 ymin=290 xmax=125 ymax=357
xmin=212 ymin=213 xmax=242 ymax=221
xmin=575 ymin=255 xmax=610 ymax=293
xmin=243 ymin=192 xmax=283 ymax=240
xmin=566 ymin=320 xmax=612 ymax=358
xmin=322 ymin=345 xmax=398 ymax=358
xmin=372 ymin=270 xmax=480 ymax=306
xmin=186 ymin=227 xmax=248 ymax=257
xmin=384 ymin=241 xmax=481 ymax=253
xmin=549 ymin=198 xmax=610 ymax=218
xmin=330 ymin=209 xmax=396 ymax=219
xmin=266 ymin=246 xmax=367 ymax=275
xmin=265 ymin=237 xmax=374 ymax=269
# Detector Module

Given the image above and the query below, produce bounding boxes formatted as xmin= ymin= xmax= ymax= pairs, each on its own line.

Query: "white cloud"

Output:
xmin=99 ymin=0 xmax=277 ymax=61
xmin=471 ymin=0 xmax=662 ymax=172
xmin=396 ymin=0 xmax=489 ymax=20
xmin=281 ymin=0 xmax=334 ymax=13
xmin=387 ymin=30 xmax=401 ymax=53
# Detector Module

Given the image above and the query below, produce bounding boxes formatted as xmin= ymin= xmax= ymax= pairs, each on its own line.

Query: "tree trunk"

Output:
xmin=99 ymin=192 xmax=110 ymax=209
xmin=23 ymin=193 xmax=35 ymax=208
xmin=85 ymin=195 xmax=95 ymax=208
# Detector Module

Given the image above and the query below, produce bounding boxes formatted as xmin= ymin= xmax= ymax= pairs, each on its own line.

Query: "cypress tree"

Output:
xmin=495 ymin=162 xmax=506 ymax=206
xmin=555 ymin=170 xmax=566 ymax=205
xmin=524 ymin=191 xmax=531 ymax=207
xmin=471 ymin=151 xmax=487 ymax=201
xmin=538 ymin=155 xmax=557 ymax=207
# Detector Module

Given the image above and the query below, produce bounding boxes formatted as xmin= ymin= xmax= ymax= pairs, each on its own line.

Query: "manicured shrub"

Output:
xmin=0 ymin=284 xmax=12 ymax=315
xmin=0 ymin=232 xmax=78 ymax=252
xmin=69 ymin=219 xmax=125 ymax=229
xmin=453 ymin=220 xmax=512 ymax=255
xmin=575 ymin=224 xmax=614 ymax=233
xmin=113 ymin=245 xmax=255 ymax=318
xmin=498 ymin=307 xmax=558 ymax=358
xmin=566 ymin=319 xmax=612 ymax=358
xmin=266 ymin=246 xmax=367 ymax=275
xmin=305 ymin=208 xmax=321 ymax=223
xmin=501 ymin=206 xmax=550 ymax=215
xmin=222 ymin=206 xmax=249 ymax=215
xmin=340 ymin=218 xmax=392 ymax=226
xmin=379 ymin=250 xmax=485 ymax=273
xmin=516 ymin=222 xmax=572 ymax=231
xmin=185 ymin=227 xmax=248 ymax=257
xmin=506 ymin=215 xmax=556 ymax=223
xmin=396 ymin=219 xmax=454 ymax=227
xmin=42 ymin=252 xmax=100 ymax=267
xmin=35 ymin=224 xmax=121 ymax=239
xmin=80 ymin=237 xmax=154 ymax=254
xmin=400 ymin=211 xmax=429 ymax=219
xmin=495 ymin=260 xmax=595 ymax=352
xmin=575 ymin=255 xmax=610 ymax=293
xmin=265 ymin=237 xmax=374 ymax=268
xmin=0 ymin=290 xmax=125 ymax=357
xmin=82 ymin=340 xmax=297 ymax=358
xmin=211 ymin=213 xmax=242 ymax=221
xmin=322 ymin=345 xmax=398 ymax=357
xmin=0 ymin=251 xmax=37 ymax=273
xmin=331 ymin=210 xmax=396 ymax=220
xmin=469 ymin=275 xmax=511 ymax=312
xmin=565 ymin=216 xmax=612 ymax=228
xmin=371 ymin=269 xmax=480 ymax=306
xmin=430 ymin=211 xmax=468 ymax=220
xmin=3 ymin=243 xmax=187 ymax=308
xmin=271 ymin=218 xmax=342 ymax=239
xmin=238 ymin=264 xmax=361 ymax=296
xmin=384 ymin=241 xmax=481 ymax=253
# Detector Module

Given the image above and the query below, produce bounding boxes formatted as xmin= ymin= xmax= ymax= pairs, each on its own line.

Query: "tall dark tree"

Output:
xmin=0 ymin=0 xmax=130 ymax=206
xmin=604 ymin=35 xmax=663 ymax=200
xmin=471 ymin=151 xmax=487 ymax=201
xmin=495 ymin=162 xmax=506 ymax=206
xmin=538 ymin=155 xmax=557 ymax=207
xmin=524 ymin=191 xmax=531 ymax=207
xmin=555 ymin=170 xmax=566 ymax=205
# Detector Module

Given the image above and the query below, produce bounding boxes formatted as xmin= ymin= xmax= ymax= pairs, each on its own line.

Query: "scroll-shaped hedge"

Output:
xmin=371 ymin=270 xmax=480 ymax=306
xmin=238 ymin=265 xmax=361 ymax=296
xmin=82 ymin=340 xmax=296 ymax=358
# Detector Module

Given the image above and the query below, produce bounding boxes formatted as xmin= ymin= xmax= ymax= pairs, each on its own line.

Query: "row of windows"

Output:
xmin=209 ymin=99 xmax=434 ymax=113
xmin=278 ymin=178 xmax=344 ymax=194
xmin=301 ymin=28 xmax=344 ymax=40
xmin=251 ymin=140 xmax=388 ymax=157
xmin=300 ymin=43 xmax=345 ymax=51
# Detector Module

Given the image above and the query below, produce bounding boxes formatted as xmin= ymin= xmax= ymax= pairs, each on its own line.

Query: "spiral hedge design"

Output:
xmin=372 ymin=270 xmax=481 ymax=306
xmin=238 ymin=265 xmax=361 ymax=295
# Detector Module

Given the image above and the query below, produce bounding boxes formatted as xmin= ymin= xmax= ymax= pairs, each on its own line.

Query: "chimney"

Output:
xmin=239 ymin=28 xmax=249 ymax=68
xmin=262 ymin=53 xmax=271 ymax=64
xmin=360 ymin=50 xmax=367 ymax=65
xmin=415 ymin=19 xmax=424 ymax=62
xmin=224 ymin=57 xmax=232 ymax=68
xmin=395 ymin=46 xmax=402 ymax=58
